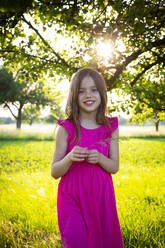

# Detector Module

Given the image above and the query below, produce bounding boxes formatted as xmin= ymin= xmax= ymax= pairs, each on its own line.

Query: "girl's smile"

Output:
xmin=83 ymin=100 xmax=95 ymax=106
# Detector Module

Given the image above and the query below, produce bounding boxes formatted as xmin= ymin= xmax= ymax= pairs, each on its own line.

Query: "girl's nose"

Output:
xmin=85 ymin=90 xmax=92 ymax=97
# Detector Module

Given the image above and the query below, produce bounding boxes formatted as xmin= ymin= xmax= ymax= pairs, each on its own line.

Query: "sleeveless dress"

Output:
xmin=57 ymin=117 xmax=123 ymax=248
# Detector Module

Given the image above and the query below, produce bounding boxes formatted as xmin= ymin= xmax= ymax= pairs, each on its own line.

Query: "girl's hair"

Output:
xmin=65 ymin=68 xmax=109 ymax=143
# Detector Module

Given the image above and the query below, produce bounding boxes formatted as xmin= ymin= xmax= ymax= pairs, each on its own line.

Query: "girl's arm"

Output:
xmin=87 ymin=128 xmax=119 ymax=174
xmin=51 ymin=126 xmax=72 ymax=179
xmin=51 ymin=126 xmax=88 ymax=179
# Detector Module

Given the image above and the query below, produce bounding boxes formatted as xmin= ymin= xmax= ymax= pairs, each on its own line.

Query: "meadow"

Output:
xmin=0 ymin=124 xmax=165 ymax=247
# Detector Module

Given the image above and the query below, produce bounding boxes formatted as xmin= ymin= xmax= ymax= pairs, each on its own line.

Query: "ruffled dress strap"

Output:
xmin=57 ymin=119 xmax=75 ymax=148
xmin=108 ymin=116 xmax=118 ymax=132
xmin=105 ymin=117 xmax=118 ymax=139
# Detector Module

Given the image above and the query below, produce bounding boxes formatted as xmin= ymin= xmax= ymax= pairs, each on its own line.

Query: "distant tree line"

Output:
xmin=1 ymin=116 xmax=165 ymax=127
xmin=0 ymin=117 xmax=15 ymax=124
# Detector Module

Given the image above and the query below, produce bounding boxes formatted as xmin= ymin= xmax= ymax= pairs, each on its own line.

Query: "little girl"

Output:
xmin=51 ymin=68 xmax=123 ymax=248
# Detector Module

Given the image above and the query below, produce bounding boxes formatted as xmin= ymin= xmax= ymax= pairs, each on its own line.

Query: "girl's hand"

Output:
xmin=86 ymin=149 xmax=101 ymax=164
xmin=69 ymin=146 xmax=88 ymax=162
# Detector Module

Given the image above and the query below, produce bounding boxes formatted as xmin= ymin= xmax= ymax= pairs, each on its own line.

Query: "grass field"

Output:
xmin=0 ymin=124 xmax=165 ymax=247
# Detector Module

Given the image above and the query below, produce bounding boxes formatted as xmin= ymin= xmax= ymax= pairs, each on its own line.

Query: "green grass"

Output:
xmin=0 ymin=130 xmax=165 ymax=247
xmin=0 ymin=131 xmax=55 ymax=141
xmin=115 ymin=138 xmax=165 ymax=247
xmin=0 ymin=141 xmax=62 ymax=247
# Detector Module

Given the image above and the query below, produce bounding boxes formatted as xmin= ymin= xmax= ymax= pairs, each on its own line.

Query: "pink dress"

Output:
xmin=57 ymin=117 xmax=123 ymax=248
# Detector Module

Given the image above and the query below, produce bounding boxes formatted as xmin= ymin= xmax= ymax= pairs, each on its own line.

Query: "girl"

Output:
xmin=51 ymin=68 xmax=123 ymax=248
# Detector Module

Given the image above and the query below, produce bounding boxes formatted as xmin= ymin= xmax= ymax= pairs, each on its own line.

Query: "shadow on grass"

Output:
xmin=1 ymin=132 xmax=165 ymax=143
xmin=0 ymin=133 xmax=54 ymax=142
xmin=120 ymin=135 xmax=165 ymax=142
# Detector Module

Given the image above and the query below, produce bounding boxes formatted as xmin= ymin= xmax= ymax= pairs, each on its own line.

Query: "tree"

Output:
xmin=131 ymin=103 xmax=165 ymax=131
xmin=0 ymin=0 xmax=164 ymax=125
xmin=130 ymin=69 xmax=165 ymax=131
xmin=42 ymin=102 xmax=64 ymax=123
xmin=0 ymin=67 xmax=55 ymax=129
xmin=0 ymin=1 xmax=164 ymax=86
xmin=22 ymin=105 xmax=41 ymax=125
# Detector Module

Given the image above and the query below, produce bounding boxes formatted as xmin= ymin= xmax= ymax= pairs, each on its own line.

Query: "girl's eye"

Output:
xmin=92 ymin=88 xmax=98 ymax=92
xmin=79 ymin=89 xmax=84 ymax=94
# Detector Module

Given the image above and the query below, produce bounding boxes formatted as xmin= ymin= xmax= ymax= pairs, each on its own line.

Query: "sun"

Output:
xmin=96 ymin=40 xmax=113 ymax=65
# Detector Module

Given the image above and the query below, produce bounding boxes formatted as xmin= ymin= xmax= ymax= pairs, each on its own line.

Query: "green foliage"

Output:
xmin=0 ymin=0 xmax=164 ymax=86
xmin=0 ymin=67 xmax=51 ymax=106
xmin=0 ymin=136 xmax=164 ymax=247
xmin=130 ymin=71 xmax=165 ymax=128
xmin=22 ymin=105 xmax=41 ymax=125
xmin=0 ymin=0 xmax=164 ymax=125
xmin=0 ymin=67 xmax=18 ymax=103
xmin=0 ymin=67 xmax=58 ymax=129
xmin=0 ymin=0 xmax=32 ymax=13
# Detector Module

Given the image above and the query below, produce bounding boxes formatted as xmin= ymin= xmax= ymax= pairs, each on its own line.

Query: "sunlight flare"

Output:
xmin=116 ymin=39 xmax=126 ymax=53
xmin=96 ymin=40 xmax=113 ymax=65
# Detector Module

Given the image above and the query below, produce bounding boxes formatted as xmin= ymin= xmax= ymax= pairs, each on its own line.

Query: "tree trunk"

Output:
xmin=16 ymin=107 xmax=22 ymax=129
xmin=155 ymin=119 xmax=159 ymax=132
xmin=16 ymin=118 xmax=21 ymax=129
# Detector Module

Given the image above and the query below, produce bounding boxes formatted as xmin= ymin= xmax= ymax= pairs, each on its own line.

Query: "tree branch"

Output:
xmin=21 ymin=15 xmax=73 ymax=69
xmin=4 ymin=103 xmax=17 ymax=119
xmin=93 ymin=2 xmax=109 ymax=24
xmin=0 ymin=49 xmax=57 ymax=63
xmin=12 ymin=102 xmax=20 ymax=109
xmin=0 ymin=49 xmax=70 ymax=72
xmin=106 ymin=36 xmax=165 ymax=89
xmin=130 ymin=61 xmax=158 ymax=86
xmin=106 ymin=50 xmax=142 ymax=89
xmin=137 ymin=98 xmax=165 ymax=112
xmin=130 ymin=53 xmax=165 ymax=86
xmin=13 ymin=67 xmax=23 ymax=81
xmin=151 ymin=37 xmax=165 ymax=48
xmin=67 ymin=0 xmax=78 ymax=23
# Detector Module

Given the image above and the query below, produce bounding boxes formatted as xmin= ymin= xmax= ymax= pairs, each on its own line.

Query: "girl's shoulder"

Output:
xmin=57 ymin=119 xmax=75 ymax=134
xmin=106 ymin=116 xmax=118 ymax=132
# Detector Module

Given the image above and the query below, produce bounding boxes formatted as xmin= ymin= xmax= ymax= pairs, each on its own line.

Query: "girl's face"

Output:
xmin=78 ymin=76 xmax=101 ymax=115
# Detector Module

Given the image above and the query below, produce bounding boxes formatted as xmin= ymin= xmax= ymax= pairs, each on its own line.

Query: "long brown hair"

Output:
xmin=65 ymin=68 xmax=109 ymax=143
